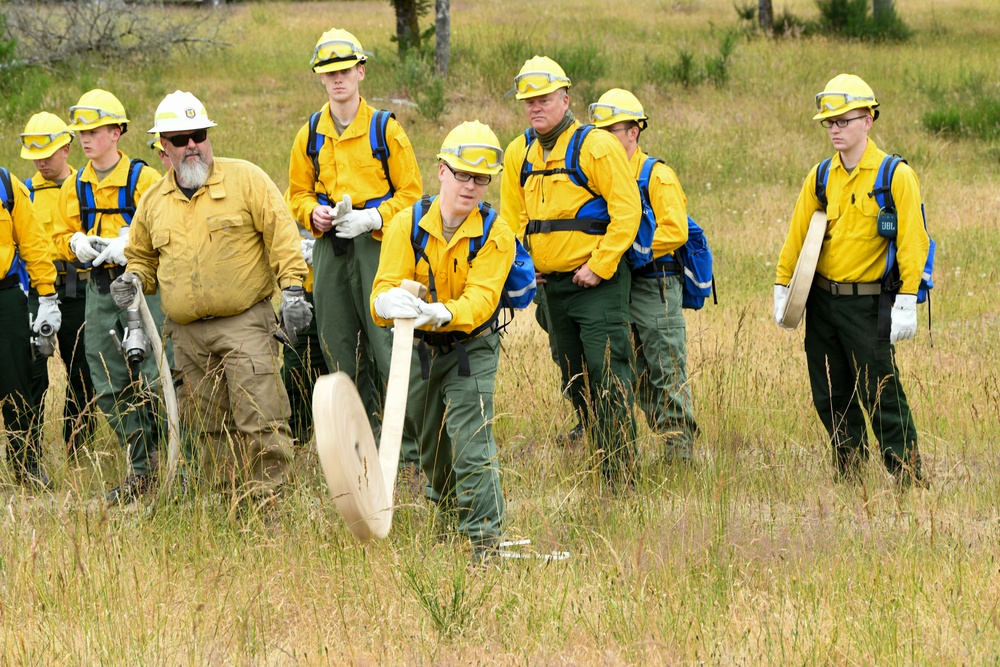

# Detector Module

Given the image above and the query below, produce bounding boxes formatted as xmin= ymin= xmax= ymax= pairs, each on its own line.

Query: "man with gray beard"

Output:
xmin=112 ymin=91 xmax=311 ymax=503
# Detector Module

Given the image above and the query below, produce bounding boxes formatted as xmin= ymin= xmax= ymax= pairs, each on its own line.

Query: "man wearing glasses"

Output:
xmin=0 ymin=162 xmax=60 ymax=489
xmin=52 ymin=89 xmax=164 ymax=504
xmin=19 ymin=112 xmax=96 ymax=462
xmin=589 ymin=89 xmax=699 ymax=466
xmin=774 ymin=74 xmax=929 ymax=486
xmin=371 ymin=121 xmax=512 ymax=562
xmin=286 ymin=27 xmax=422 ymax=466
xmin=500 ymin=56 xmax=642 ymax=488
xmin=113 ymin=91 xmax=310 ymax=505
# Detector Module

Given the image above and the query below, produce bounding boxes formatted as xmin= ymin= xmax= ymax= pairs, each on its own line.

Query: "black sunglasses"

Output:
xmin=161 ymin=129 xmax=208 ymax=147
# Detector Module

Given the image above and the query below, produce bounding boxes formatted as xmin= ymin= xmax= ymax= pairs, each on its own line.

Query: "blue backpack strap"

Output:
xmin=410 ymin=194 xmax=436 ymax=301
xmin=119 ymin=158 xmax=146 ymax=226
xmin=306 ymin=111 xmax=330 ymax=207
xmin=519 ymin=128 xmax=535 ymax=188
xmin=76 ymin=171 xmax=97 ymax=232
xmin=468 ymin=202 xmax=496 ymax=261
xmin=870 ymin=154 xmax=904 ymax=212
xmin=814 ymin=157 xmax=832 ymax=209
xmin=25 ymin=177 xmax=34 ymax=202
xmin=0 ymin=167 xmax=12 ymax=213
xmin=363 ymin=110 xmax=395 ymax=210
xmin=564 ymin=125 xmax=596 ymax=194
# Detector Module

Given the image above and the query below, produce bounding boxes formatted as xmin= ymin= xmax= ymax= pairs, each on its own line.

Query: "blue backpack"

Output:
xmin=0 ymin=168 xmax=32 ymax=294
xmin=411 ymin=195 xmax=536 ymax=335
xmin=307 ymin=109 xmax=394 ymax=210
xmin=75 ymin=158 xmax=146 ymax=233
xmin=815 ymin=154 xmax=936 ymax=304
xmin=637 ymin=157 xmax=716 ymax=310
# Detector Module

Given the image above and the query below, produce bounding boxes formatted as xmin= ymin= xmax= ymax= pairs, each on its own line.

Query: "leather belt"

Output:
xmin=814 ymin=275 xmax=881 ymax=296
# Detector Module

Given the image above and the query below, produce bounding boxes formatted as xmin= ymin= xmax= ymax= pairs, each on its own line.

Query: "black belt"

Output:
xmin=91 ymin=265 xmax=126 ymax=294
xmin=524 ymin=218 xmax=609 ymax=235
xmin=632 ymin=257 xmax=681 ymax=278
xmin=814 ymin=275 xmax=881 ymax=296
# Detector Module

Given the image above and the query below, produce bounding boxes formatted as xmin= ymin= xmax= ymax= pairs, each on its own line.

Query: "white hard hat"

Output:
xmin=148 ymin=90 xmax=217 ymax=134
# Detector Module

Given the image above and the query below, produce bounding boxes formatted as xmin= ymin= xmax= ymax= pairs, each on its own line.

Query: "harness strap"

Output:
xmin=524 ymin=218 xmax=609 ymax=235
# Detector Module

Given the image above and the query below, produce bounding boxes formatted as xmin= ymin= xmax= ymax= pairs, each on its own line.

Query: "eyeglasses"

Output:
xmin=814 ymin=91 xmax=876 ymax=113
xmin=19 ymin=131 xmax=72 ymax=151
xmin=443 ymin=162 xmax=491 ymax=186
xmin=588 ymin=102 xmax=644 ymax=124
xmin=160 ymin=129 xmax=208 ymax=147
xmin=311 ymin=39 xmax=371 ymax=68
xmin=509 ymin=71 xmax=571 ymax=98
xmin=438 ymin=144 xmax=504 ymax=170
xmin=819 ymin=115 xmax=870 ymax=129
xmin=68 ymin=105 xmax=127 ymax=125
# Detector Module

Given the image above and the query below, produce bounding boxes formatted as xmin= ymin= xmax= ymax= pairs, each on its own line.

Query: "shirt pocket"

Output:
xmin=151 ymin=229 xmax=170 ymax=250
xmin=846 ymin=193 xmax=881 ymax=243
xmin=205 ymin=213 xmax=248 ymax=263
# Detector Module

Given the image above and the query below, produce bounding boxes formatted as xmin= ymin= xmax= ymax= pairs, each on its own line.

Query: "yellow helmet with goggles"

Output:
xmin=67 ymin=89 xmax=130 ymax=133
xmin=311 ymin=28 xmax=371 ymax=73
xmin=436 ymin=121 xmax=504 ymax=176
xmin=509 ymin=56 xmax=571 ymax=100
xmin=20 ymin=112 xmax=74 ymax=160
xmin=813 ymin=73 xmax=879 ymax=121
xmin=589 ymin=88 xmax=648 ymax=130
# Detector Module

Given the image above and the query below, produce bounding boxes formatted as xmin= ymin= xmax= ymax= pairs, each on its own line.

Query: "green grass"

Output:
xmin=3 ymin=0 xmax=1000 ymax=663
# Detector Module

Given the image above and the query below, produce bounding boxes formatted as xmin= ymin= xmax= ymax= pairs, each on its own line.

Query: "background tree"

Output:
xmin=758 ymin=0 xmax=773 ymax=31
xmin=434 ymin=0 xmax=449 ymax=76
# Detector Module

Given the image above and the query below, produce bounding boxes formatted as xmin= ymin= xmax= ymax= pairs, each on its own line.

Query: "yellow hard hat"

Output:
xmin=813 ymin=74 xmax=879 ymax=120
xmin=147 ymin=133 xmax=164 ymax=152
xmin=510 ymin=55 xmax=571 ymax=100
xmin=436 ymin=121 xmax=504 ymax=176
xmin=68 ymin=89 xmax=129 ymax=133
xmin=589 ymin=88 xmax=648 ymax=130
xmin=20 ymin=112 xmax=74 ymax=160
xmin=148 ymin=90 xmax=217 ymax=134
xmin=311 ymin=28 xmax=371 ymax=73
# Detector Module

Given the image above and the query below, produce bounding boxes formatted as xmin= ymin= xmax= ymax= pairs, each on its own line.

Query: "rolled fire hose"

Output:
xmin=313 ymin=279 xmax=426 ymax=541
xmin=119 ymin=281 xmax=181 ymax=511
xmin=780 ymin=209 xmax=827 ymax=329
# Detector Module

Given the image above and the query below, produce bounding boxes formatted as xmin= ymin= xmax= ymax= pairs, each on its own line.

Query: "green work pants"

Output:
xmin=630 ymin=273 xmax=698 ymax=459
xmin=312 ymin=232 xmax=418 ymax=464
xmin=406 ymin=332 xmax=505 ymax=547
xmin=84 ymin=279 xmax=163 ymax=477
xmin=804 ymin=288 xmax=921 ymax=480
xmin=0 ymin=286 xmax=36 ymax=472
xmin=29 ymin=284 xmax=95 ymax=449
xmin=542 ymin=265 xmax=638 ymax=485
xmin=281 ymin=290 xmax=329 ymax=443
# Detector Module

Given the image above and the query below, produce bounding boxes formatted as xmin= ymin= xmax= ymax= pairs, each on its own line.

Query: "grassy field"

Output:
xmin=2 ymin=0 xmax=1000 ymax=663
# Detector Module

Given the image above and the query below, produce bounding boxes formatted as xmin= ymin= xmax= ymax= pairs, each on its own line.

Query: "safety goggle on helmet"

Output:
xmin=588 ymin=103 xmax=648 ymax=130
xmin=812 ymin=74 xmax=880 ymax=121
xmin=436 ymin=121 xmax=504 ymax=176
xmin=311 ymin=30 xmax=372 ymax=73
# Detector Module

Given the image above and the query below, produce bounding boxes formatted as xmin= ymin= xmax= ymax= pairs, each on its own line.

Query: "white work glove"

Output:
xmin=334 ymin=208 xmax=382 ymax=239
xmin=773 ymin=284 xmax=793 ymax=330
xmin=280 ymin=286 xmax=313 ymax=334
xmin=70 ymin=232 xmax=101 ymax=264
xmin=890 ymin=294 xmax=918 ymax=344
xmin=331 ymin=194 xmax=352 ymax=219
xmin=111 ymin=272 xmax=140 ymax=310
xmin=92 ymin=227 xmax=129 ymax=266
xmin=374 ymin=287 xmax=424 ymax=320
xmin=414 ymin=301 xmax=453 ymax=330
xmin=33 ymin=294 xmax=62 ymax=334
xmin=301 ymin=239 xmax=315 ymax=266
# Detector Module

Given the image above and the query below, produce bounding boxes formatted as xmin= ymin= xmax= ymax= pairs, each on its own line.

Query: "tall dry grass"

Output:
xmin=2 ymin=0 xmax=1000 ymax=663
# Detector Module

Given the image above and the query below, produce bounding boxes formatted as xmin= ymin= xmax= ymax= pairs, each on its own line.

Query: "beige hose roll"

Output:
xmin=780 ymin=209 xmax=827 ymax=329
xmin=314 ymin=279 xmax=426 ymax=540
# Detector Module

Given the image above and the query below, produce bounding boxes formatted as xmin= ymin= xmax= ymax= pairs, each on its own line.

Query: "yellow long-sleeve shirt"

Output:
xmin=371 ymin=197 xmax=515 ymax=335
xmin=25 ymin=167 xmax=76 ymax=265
xmin=1 ymin=172 xmax=56 ymax=295
xmin=500 ymin=121 xmax=641 ymax=279
xmin=52 ymin=151 xmax=160 ymax=262
xmin=286 ymin=98 xmax=422 ymax=241
xmin=631 ymin=150 xmax=689 ymax=260
xmin=125 ymin=158 xmax=307 ymax=325
xmin=776 ymin=139 xmax=929 ymax=295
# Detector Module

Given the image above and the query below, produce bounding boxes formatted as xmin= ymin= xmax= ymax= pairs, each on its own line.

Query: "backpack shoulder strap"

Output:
xmin=307 ymin=110 xmax=324 ymax=180
xmin=24 ymin=177 xmax=34 ymax=202
xmin=815 ymin=157 xmax=833 ymax=208
xmin=120 ymin=158 xmax=147 ymax=225
xmin=0 ymin=168 xmax=13 ymax=213
xmin=565 ymin=124 xmax=598 ymax=196
xmin=410 ymin=194 xmax=436 ymax=300
xmin=638 ymin=156 xmax=664 ymax=196
xmin=369 ymin=110 xmax=395 ymax=189
xmin=468 ymin=201 xmax=497 ymax=260
xmin=76 ymin=170 xmax=96 ymax=231
xmin=519 ymin=128 xmax=536 ymax=188
xmin=870 ymin=154 xmax=906 ymax=212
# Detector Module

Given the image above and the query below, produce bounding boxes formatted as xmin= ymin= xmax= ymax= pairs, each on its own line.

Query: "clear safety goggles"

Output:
xmin=311 ymin=39 xmax=371 ymax=67
xmin=68 ymin=105 xmax=127 ymax=125
xmin=19 ymin=131 xmax=71 ymax=151
xmin=588 ymin=102 xmax=645 ymax=124
xmin=439 ymin=144 xmax=504 ymax=170
xmin=511 ymin=71 xmax=571 ymax=97
xmin=814 ymin=91 xmax=876 ymax=113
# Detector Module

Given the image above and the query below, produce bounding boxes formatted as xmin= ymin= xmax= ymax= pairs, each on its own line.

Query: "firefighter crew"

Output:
xmin=113 ymin=91 xmax=310 ymax=499
xmin=0 ymin=167 xmax=60 ymax=489
xmin=774 ymin=74 xmax=928 ymax=485
xmin=52 ymin=88 xmax=165 ymax=504
xmin=590 ymin=89 xmax=699 ymax=464
xmin=500 ymin=56 xmax=642 ymax=487
xmin=286 ymin=27 xmax=422 ymax=465
xmin=371 ymin=121 xmax=512 ymax=561
xmin=19 ymin=112 xmax=97 ymax=457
